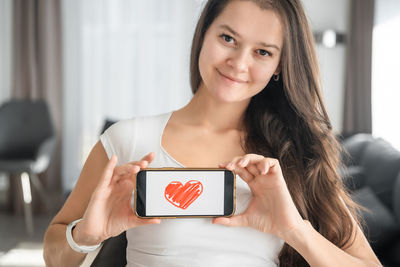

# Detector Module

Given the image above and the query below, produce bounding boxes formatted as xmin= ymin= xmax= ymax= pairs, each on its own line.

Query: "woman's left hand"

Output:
xmin=214 ymin=154 xmax=306 ymax=239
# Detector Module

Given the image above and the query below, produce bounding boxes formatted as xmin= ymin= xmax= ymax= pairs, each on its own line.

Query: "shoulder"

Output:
xmin=100 ymin=111 xmax=172 ymax=162
xmin=104 ymin=111 xmax=171 ymax=137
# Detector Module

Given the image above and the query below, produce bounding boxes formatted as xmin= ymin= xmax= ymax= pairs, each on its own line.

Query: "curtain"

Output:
xmin=62 ymin=0 xmax=204 ymax=193
xmin=11 ymin=0 xmax=63 ymax=213
xmin=0 ymin=0 xmax=12 ymax=211
xmin=0 ymin=0 xmax=12 ymax=104
xmin=342 ymin=0 xmax=375 ymax=136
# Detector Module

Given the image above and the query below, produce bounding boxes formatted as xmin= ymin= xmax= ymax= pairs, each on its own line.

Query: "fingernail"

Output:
xmin=227 ymin=163 xmax=233 ymax=169
xmin=238 ymin=159 xmax=245 ymax=166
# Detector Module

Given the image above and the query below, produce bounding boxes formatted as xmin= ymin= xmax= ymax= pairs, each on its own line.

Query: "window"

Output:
xmin=372 ymin=0 xmax=400 ymax=150
xmin=62 ymin=0 xmax=203 ymax=192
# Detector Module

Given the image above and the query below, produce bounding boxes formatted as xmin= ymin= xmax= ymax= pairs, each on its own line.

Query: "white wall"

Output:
xmin=302 ymin=0 xmax=350 ymax=133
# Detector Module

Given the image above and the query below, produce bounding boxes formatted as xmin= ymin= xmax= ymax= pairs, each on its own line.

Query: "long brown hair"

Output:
xmin=190 ymin=0 xmax=361 ymax=266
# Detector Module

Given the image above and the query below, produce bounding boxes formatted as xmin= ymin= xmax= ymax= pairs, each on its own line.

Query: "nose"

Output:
xmin=226 ymin=49 xmax=250 ymax=73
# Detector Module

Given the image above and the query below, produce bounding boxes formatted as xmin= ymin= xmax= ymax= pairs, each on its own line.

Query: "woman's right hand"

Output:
xmin=72 ymin=152 xmax=160 ymax=246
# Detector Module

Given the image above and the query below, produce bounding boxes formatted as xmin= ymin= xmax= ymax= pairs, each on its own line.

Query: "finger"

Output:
xmin=127 ymin=214 xmax=161 ymax=229
xmin=126 ymin=152 xmax=155 ymax=168
xmin=232 ymin=154 xmax=264 ymax=169
xmin=231 ymin=157 xmax=259 ymax=177
xmin=259 ymin=158 xmax=280 ymax=175
xmin=257 ymin=158 xmax=269 ymax=175
xmin=127 ymin=160 xmax=149 ymax=169
xmin=114 ymin=164 xmax=138 ymax=176
xmin=99 ymin=155 xmax=118 ymax=188
xmin=245 ymin=164 xmax=260 ymax=177
xmin=224 ymin=154 xmax=268 ymax=180
xmin=231 ymin=156 xmax=245 ymax=165
xmin=224 ymin=163 xmax=253 ymax=183
xmin=218 ymin=162 xmax=229 ymax=168
xmin=223 ymin=154 xmax=257 ymax=169
xmin=219 ymin=155 xmax=242 ymax=170
xmin=118 ymin=158 xmax=153 ymax=187
xmin=112 ymin=165 xmax=140 ymax=185
xmin=141 ymin=152 xmax=155 ymax=163
xmin=137 ymin=218 xmax=161 ymax=225
xmin=239 ymin=154 xmax=267 ymax=166
xmin=238 ymin=155 xmax=277 ymax=176
xmin=212 ymin=215 xmax=248 ymax=228
xmin=237 ymin=156 xmax=249 ymax=167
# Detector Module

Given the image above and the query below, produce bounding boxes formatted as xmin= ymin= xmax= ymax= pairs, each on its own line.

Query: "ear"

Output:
xmin=273 ymin=62 xmax=281 ymax=75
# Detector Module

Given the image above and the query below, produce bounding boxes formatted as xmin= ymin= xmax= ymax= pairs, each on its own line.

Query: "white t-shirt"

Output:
xmin=100 ymin=111 xmax=284 ymax=267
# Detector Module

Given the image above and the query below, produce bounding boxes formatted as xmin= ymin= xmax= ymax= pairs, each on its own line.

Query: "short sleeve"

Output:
xmin=99 ymin=118 xmax=137 ymax=164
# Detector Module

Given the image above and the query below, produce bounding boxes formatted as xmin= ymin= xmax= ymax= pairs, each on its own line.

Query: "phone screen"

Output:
xmin=136 ymin=169 xmax=234 ymax=217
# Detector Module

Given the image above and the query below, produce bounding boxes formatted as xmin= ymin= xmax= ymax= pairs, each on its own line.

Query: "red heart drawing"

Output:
xmin=164 ymin=180 xmax=203 ymax=209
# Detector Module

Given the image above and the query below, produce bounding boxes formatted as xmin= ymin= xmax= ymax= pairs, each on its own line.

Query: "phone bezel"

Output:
xmin=135 ymin=168 xmax=236 ymax=218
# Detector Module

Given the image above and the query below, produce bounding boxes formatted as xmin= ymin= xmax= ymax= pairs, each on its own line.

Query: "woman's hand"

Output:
xmin=214 ymin=154 xmax=305 ymax=239
xmin=73 ymin=152 xmax=160 ymax=246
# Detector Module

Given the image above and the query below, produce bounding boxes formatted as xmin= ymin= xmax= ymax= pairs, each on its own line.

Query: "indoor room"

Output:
xmin=0 ymin=0 xmax=399 ymax=266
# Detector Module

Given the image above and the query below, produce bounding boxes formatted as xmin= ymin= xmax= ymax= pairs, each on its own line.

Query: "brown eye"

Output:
xmin=220 ymin=34 xmax=235 ymax=44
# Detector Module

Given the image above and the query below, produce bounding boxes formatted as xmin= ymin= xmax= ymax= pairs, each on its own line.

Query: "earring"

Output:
xmin=273 ymin=73 xmax=280 ymax=81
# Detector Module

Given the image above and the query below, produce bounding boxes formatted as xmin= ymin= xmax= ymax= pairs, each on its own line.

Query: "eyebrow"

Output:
xmin=218 ymin=24 xmax=281 ymax=51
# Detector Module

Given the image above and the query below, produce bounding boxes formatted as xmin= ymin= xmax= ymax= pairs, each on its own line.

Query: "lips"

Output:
xmin=217 ymin=69 xmax=247 ymax=83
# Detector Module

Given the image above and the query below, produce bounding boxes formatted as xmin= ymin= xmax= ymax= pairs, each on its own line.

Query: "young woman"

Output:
xmin=43 ymin=0 xmax=382 ymax=266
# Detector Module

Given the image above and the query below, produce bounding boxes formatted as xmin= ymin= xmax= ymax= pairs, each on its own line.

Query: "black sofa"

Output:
xmin=341 ymin=133 xmax=400 ymax=266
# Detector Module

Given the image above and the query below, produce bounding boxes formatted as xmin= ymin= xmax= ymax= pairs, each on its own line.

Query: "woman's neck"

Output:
xmin=176 ymin=85 xmax=250 ymax=133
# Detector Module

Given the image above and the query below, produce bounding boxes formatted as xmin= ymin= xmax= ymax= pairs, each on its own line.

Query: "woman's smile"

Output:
xmin=216 ymin=68 xmax=248 ymax=84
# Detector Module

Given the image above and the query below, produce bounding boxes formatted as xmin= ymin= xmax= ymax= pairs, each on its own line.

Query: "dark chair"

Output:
xmin=0 ymin=99 xmax=56 ymax=235
xmin=341 ymin=133 xmax=400 ymax=266
xmin=90 ymin=232 xmax=127 ymax=267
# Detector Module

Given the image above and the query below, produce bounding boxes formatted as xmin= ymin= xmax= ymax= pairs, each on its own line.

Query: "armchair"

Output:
xmin=0 ymin=99 xmax=56 ymax=235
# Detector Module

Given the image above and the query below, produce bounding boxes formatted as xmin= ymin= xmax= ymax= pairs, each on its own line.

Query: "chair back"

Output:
xmin=0 ymin=99 xmax=54 ymax=159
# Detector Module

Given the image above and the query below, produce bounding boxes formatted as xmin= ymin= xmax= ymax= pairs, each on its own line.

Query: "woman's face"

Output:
xmin=198 ymin=0 xmax=284 ymax=103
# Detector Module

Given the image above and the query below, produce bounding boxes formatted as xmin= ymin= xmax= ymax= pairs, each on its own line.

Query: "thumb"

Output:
xmin=128 ymin=217 xmax=161 ymax=229
xmin=212 ymin=215 xmax=247 ymax=227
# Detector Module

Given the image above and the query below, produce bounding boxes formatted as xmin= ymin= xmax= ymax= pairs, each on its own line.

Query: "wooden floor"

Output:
xmin=0 ymin=209 xmax=54 ymax=253
xmin=0 ymin=206 xmax=57 ymax=266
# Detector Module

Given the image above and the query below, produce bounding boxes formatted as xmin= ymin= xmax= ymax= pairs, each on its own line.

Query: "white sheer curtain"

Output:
xmin=0 ymin=0 xmax=12 ymax=104
xmin=62 ymin=0 xmax=204 ymax=192
xmin=372 ymin=0 xmax=400 ymax=150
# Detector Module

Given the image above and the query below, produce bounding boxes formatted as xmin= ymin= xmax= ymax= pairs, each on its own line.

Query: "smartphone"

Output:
xmin=135 ymin=168 xmax=235 ymax=218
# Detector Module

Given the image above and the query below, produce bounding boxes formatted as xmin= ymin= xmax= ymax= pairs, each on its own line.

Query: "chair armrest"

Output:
xmin=352 ymin=186 xmax=400 ymax=252
xmin=341 ymin=165 xmax=366 ymax=191
xmin=394 ymin=172 xmax=400 ymax=222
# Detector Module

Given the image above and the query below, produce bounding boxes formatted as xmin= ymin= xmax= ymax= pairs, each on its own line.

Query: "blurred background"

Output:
xmin=0 ymin=0 xmax=399 ymax=266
